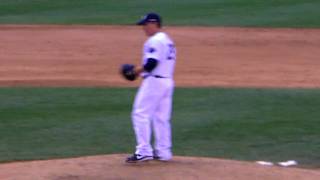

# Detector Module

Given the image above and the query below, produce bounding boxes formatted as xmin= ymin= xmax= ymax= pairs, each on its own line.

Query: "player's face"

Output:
xmin=143 ymin=23 xmax=159 ymax=36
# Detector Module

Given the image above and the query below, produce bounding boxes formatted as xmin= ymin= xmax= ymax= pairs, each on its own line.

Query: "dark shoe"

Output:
xmin=126 ymin=154 xmax=153 ymax=163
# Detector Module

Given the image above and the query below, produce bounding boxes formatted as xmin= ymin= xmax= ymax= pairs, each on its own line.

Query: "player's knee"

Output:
xmin=131 ymin=110 xmax=150 ymax=122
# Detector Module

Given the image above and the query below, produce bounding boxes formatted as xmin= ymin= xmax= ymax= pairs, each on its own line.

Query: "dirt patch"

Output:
xmin=0 ymin=25 xmax=320 ymax=179
xmin=1 ymin=25 xmax=320 ymax=88
xmin=0 ymin=154 xmax=319 ymax=180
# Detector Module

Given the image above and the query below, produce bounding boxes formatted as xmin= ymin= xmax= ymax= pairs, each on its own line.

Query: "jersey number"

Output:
xmin=167 ymin=44 xmax=176 ymax=60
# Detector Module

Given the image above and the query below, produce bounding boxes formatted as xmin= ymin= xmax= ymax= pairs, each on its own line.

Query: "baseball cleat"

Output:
xmin=126 ymin=154 xmax=153 ymax=163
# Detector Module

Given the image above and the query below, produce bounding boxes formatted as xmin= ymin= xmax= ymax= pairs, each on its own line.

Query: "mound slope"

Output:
xmin=0 ymin=154 xmax=319 ymax=180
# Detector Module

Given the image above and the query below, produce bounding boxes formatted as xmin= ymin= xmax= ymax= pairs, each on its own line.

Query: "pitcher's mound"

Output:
xmin=0 ymin=154 xmax=319 ymax=180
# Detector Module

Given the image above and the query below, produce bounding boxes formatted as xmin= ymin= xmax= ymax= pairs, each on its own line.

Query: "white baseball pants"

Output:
xmin=131 ymin=76 xmax=174 ymax=159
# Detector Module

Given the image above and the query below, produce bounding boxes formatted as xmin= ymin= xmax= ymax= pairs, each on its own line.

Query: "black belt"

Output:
xmin=143 ymin=75 xmax=167 ymax=79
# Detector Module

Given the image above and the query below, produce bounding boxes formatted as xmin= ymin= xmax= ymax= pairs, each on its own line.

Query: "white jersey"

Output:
xmin=142 ymin=32 xmax=176 ymax=78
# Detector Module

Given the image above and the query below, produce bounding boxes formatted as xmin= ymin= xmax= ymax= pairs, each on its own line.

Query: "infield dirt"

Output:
xmin=1 ymin=25 xmax=320 ymax=88
xmin=0 ymin=25 xmax=319 ymax=179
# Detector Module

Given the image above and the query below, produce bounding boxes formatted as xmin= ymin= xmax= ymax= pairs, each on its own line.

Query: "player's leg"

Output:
xmin=129 ymin=78 xmax=164 ymax=161
xmin=153 ymin=79 xmax=174 ymax=161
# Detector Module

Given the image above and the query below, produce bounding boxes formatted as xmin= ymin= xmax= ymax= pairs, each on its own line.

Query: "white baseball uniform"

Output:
xmin=132 ymin=31 xmax=176 ymax=160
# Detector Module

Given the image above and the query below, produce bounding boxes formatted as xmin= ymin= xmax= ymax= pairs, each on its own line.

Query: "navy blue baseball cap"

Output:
xmin=136 ymin=13 xmax=162 ymax=26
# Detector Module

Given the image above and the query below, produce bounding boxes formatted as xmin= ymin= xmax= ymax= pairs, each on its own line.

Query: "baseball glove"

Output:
xmin=120 ymin=64 xmax=137 ymax=81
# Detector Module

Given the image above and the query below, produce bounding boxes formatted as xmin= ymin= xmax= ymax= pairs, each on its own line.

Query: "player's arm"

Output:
xmin=134 ymin=58 xmax=158 ymax=75
xmin=134 ymin=38 xmax=162 ymax=75
xmin=121 ymin=40 xmax=160 ymax=80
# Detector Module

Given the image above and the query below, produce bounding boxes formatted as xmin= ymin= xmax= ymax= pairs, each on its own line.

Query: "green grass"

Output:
xmin=0 ymin=0 xmax=319 ymax=27
xmin=0 ymin=87 xmax=319 ymax=168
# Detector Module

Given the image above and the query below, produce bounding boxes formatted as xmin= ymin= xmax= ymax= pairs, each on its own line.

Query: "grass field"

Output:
xmin=0 ymin=0 xmax=320 ymax=27
xmin=0 ymin=88 xmax=319 ymax=168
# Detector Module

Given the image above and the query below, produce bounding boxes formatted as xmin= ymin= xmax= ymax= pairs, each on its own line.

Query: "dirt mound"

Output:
xmin=0 ymin=154 xmax=319 ymax=180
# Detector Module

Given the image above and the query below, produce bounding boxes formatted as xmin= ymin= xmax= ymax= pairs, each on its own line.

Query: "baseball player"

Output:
xmin=121 ymin=12 xmax=176 ymax=163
